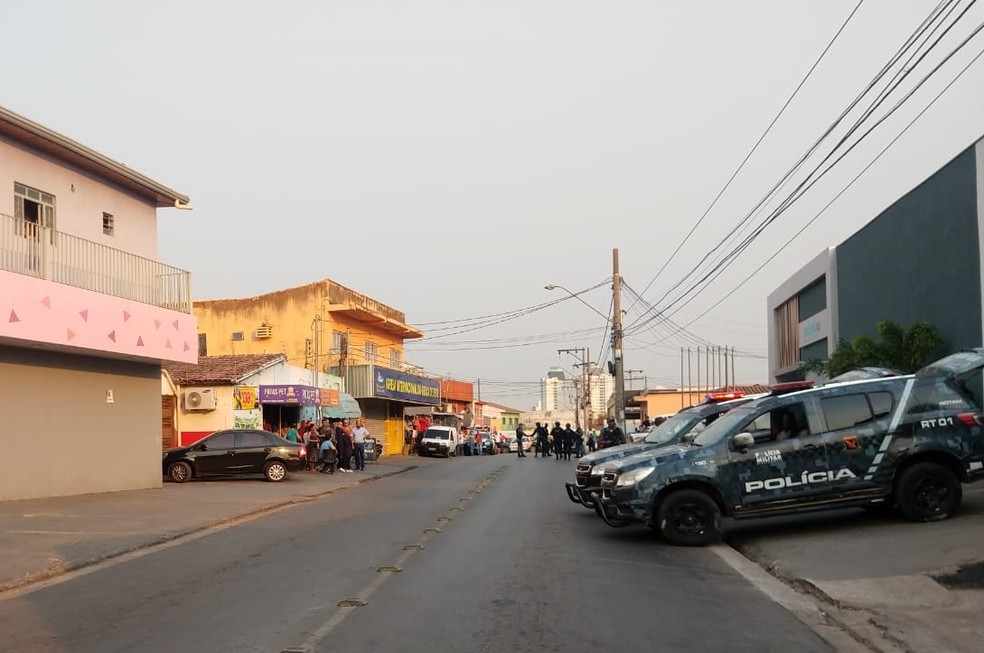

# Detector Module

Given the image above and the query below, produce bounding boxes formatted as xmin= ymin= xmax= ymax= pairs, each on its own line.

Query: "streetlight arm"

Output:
xmin=545 ymin=284 xmax=609 ymax=322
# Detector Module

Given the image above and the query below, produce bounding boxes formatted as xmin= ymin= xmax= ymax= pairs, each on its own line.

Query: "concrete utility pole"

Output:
xmin=558 ymin=347 xmax=588 ymax=431
xmin=612 ymin=248 xmax=626 ymax=435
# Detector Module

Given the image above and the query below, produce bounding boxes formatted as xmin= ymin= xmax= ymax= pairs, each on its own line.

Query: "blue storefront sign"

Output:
xmin=374 ymin=367 xmax=440 ymax=405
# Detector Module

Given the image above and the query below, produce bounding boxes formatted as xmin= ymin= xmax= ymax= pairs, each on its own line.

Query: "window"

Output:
xmin=102 ymin=212 xmax=114 ymax=236
xmin=390 ymin=349 xmax=401 ymax=368
xmin=365 ymin=341 xmax=377 ymax=364
xmin=13 ymin=182 xmax=56 ymax=242
xmin=205 ymin=432 xmax=235 ymax=449
xmin=821 ymin=394 xmax=872 ymax=431
xmin=198 ymin=333 xmax=208 ymax=357
xmin=332 ymin=331 xmax=346 ymax=353
xmin=231 ymin=331 xmax=244 ymax=341
xmin=238 ymin=431 xmax=270 ymax=448
xmin=868 ymin=392 xmax=894 ymax=418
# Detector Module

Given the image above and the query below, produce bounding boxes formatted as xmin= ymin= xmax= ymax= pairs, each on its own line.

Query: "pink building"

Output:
xmin=0 ymin=105 xmax=197 ymax=500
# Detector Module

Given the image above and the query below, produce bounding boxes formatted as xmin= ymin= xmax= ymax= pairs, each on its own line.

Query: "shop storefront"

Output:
xmin=259 ymin=384 xmax=321 ymax=433
xmin=344 ymin=365 xmax=441 ymax=455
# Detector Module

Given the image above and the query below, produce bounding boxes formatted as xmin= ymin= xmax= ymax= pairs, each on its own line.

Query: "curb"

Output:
xmin=0 ymin=464 xmax=418 ymax=595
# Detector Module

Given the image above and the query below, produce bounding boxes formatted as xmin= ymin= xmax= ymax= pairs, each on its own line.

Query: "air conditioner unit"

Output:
xmin=254 ymin=325 xmax=273 ymax=339
xmin=184 ymin=388 xmax=217 ymax=411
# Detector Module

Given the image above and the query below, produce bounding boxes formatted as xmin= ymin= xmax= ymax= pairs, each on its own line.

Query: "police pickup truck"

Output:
xmin=565 ymin=392 xmax=762 ymax=511
xmin=597 ymin=350 xmax=984 ymax=546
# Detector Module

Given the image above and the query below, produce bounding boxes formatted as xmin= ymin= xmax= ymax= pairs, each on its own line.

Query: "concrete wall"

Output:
xmin=194 ymin=280 xmax=409 ymax=371
xmin=0 ymin=136 xmax=159 ymax=258
xmin=836 ymin=145 xmax=982 ymax=350
xmin=0 ymin=346 xmax=161 ymax=501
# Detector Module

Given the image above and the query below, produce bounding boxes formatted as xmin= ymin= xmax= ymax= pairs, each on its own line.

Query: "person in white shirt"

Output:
xmin=351 ymin=419 xmax=370 ymax=471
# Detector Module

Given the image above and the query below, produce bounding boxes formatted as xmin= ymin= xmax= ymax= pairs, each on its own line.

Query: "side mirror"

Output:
xmin=681 ymin=432 xmax=696 ymax=443
xmin=732 ymin=433 xmax=755 ymax=450
xmin=198 ymin=443 xmax=208 ymax=451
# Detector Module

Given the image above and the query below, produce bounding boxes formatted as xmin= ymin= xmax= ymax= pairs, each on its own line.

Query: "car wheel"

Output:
xmin=656 ymin=489 xmax=721 ymax=547
xmin=895 ymin=462 xmax=962 ymax=522
xmin=264 ymin=460 xmax=288 ymax=482
xmin=168 ymin=461 xmax=192 ymax=483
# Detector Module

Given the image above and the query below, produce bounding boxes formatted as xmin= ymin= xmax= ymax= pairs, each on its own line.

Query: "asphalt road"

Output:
xmin=0 ymin=455 xmax=833 ymax=653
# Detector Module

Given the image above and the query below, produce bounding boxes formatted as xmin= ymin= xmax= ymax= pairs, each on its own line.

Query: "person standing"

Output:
xmin=352 ymin=419 xmax=369 ymax=471
xmin=336 ymin=419 xmax=354 ymax=473
xmin=285 ymin=423 xmax=299 ymax=444
xmin=515 ymin=424 xmax=528 ymax=457
xmin=533 ymin=422 xmax=550 ymax=458
xmin=599 ymin=418 xmax=626 ymax=449
xmin=550 ymin=422 xmax=564 ymax=460
xmin=305 ymin=425 xmax=321 ymax=471
xmin=575 ymin=426 xmax=585 ymax=458
xmin=562 ymin=423 xmax=576 ymax=461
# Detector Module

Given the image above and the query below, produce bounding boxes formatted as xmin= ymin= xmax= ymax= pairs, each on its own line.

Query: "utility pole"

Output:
xmin=558 ymin=346 xmax=588 ymax=431
xmin=612 ymin=248 xmax=626 ymax=435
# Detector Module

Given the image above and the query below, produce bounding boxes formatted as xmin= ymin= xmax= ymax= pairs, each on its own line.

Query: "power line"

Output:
xmin=628 ymin=0 xmax=869 ymax=313
xmin=659 ymin=38 xmax=984 ymax=340
xmin=628 ymin=1 xmax=977 ymax=334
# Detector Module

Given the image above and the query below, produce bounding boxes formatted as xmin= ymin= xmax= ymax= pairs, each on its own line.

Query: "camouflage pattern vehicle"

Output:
xmin=597 ymin=350 xmax=984 ymax=546
xmin=565 ymin=392 xmax=762 ymax=511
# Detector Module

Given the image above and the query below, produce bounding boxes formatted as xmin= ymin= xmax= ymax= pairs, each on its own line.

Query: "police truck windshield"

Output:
xmin=691 ymin=406 xmax=758 ymax=447
xmin=644 ymin=412 xmax=701 ymax=445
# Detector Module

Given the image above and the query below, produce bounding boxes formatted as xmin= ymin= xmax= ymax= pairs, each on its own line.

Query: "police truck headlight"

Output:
xmin=615 ymin=465 xmax=656 ymax=487
xmin=591 ymin=466 xmax=605 ymax=476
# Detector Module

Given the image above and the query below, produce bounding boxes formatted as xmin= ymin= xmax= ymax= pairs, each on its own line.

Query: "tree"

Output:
xmin=801 ymin=320 xmax=945 ymax=378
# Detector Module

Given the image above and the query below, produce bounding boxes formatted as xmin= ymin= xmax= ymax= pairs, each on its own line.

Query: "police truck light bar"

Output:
xmin=706 ymin=392 xmax=744 ymax=402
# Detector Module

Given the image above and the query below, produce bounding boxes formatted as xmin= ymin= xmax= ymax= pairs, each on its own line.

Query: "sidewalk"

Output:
xmin=0 ymin=457 xmax=419 ymax=593
xmin=728 ymin=487 xmax=984 ymax=652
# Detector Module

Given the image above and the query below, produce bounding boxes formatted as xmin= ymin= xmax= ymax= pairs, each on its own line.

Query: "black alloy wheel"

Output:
xmin=656 ymin=489 xmax=721 ymax=547
xmin=896 ymin=462 xmax=962 ymax=521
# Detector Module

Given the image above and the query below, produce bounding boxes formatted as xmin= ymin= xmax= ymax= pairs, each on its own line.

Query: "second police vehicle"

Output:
xmin=595 ymin=350 xmax=984 ymax=546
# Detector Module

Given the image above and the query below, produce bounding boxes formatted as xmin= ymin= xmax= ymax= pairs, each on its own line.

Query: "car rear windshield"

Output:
xmin=424 ymin=429 xmax=451 ymax=440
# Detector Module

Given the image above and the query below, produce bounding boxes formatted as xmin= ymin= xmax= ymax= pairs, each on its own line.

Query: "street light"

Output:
xmin=544 ymin=284 xmax=609 ymax=321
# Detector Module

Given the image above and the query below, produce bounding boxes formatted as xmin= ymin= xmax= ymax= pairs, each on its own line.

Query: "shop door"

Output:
xmin=162 ymin=395 xmax=177 ymax=450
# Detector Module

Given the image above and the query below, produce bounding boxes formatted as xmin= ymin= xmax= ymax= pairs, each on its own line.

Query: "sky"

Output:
xmin=6 ymin=1 xmax=984 ymax=410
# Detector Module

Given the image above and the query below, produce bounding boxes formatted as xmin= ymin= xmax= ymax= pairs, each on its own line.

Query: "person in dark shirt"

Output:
xmin=515 ymin=424 xmax=528 ymax=457
xmin=550 ymin=422 xmax=565 ymax=460
xmin=598 ymin=418 xmax=625 ymax=449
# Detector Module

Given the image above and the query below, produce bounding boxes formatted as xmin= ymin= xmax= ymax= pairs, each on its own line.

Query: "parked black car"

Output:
xmin=598 ymin=350 xmax=984 ymax=546
xmin=163 ymin=429 xmax=307 ymax=483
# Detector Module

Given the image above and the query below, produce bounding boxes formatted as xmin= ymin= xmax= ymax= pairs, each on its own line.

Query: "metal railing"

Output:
xmin=0 ymin=212 xmax=192 ymax=313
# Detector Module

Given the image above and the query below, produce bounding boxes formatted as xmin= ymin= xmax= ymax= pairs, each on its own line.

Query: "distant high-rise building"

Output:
xmin=587 ymin=366 xmax=614 ymax=422
xmin=541 ymin=366 xmax=576 ymax=412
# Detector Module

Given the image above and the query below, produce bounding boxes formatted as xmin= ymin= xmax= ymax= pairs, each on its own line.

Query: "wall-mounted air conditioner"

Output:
xmin=255 ymin=325 xmax=273 ymax=339
xmin=184 ymin=388 xmax=217 ymax=411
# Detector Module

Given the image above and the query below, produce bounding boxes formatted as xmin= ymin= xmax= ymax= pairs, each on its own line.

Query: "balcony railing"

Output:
xmin=0 ymin=212 xmax=192 ymax=313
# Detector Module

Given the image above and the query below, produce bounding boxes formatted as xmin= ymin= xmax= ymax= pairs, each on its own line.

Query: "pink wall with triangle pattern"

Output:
xmin=0 ymin=270 xmax=197 ymax=364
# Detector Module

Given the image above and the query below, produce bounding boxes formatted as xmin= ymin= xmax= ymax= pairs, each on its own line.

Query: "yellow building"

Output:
xmin=194 ymin=279 xmax=435 ymax=455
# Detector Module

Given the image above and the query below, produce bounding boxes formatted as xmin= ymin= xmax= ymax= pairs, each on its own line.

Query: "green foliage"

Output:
xmin=799 ymin=320 xmax=945 ymax=378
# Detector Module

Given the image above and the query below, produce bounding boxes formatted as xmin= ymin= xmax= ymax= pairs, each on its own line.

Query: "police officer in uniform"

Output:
xmin=550 ymin=422 xmax=565 ymax=460
xmin=515 ymin=424 xmax=528 ymax=457
xmin=599 ymin=418 xmax=626 ymax=449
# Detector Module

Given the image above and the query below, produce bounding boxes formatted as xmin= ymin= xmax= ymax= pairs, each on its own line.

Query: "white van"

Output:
xmin=419 ymin=426 xmax=458 ymax=458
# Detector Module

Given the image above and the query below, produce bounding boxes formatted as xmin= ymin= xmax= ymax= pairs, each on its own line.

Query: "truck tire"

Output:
xmin=656 ymin=489 xmax=721 ymax=547
xmin=895 ymin=462 xmax=961 ymax=522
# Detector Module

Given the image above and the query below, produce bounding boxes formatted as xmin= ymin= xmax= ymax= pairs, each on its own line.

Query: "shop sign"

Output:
xmin=233 ymin=386 xmax=258 ymax=410
xmin=374 ymin=367 xmax=440 ymax=405
xmin=259 ymin=384 xmax=320 ymax=405
xmin=320 ymin=388 xmax=340 ymax=407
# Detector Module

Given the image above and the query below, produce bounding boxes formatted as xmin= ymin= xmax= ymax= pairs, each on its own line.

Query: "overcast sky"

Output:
xmin=7 ymin=1 xmax=984 ymax=409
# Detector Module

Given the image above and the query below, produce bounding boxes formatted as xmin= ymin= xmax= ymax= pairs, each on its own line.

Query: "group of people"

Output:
xmin=514 ymin=418 xmax=626 ymax=458
xmin=267 ymin=418 xmax=372 ymax=474
xmin=516 ymin=422 xmax=583 ymax=460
